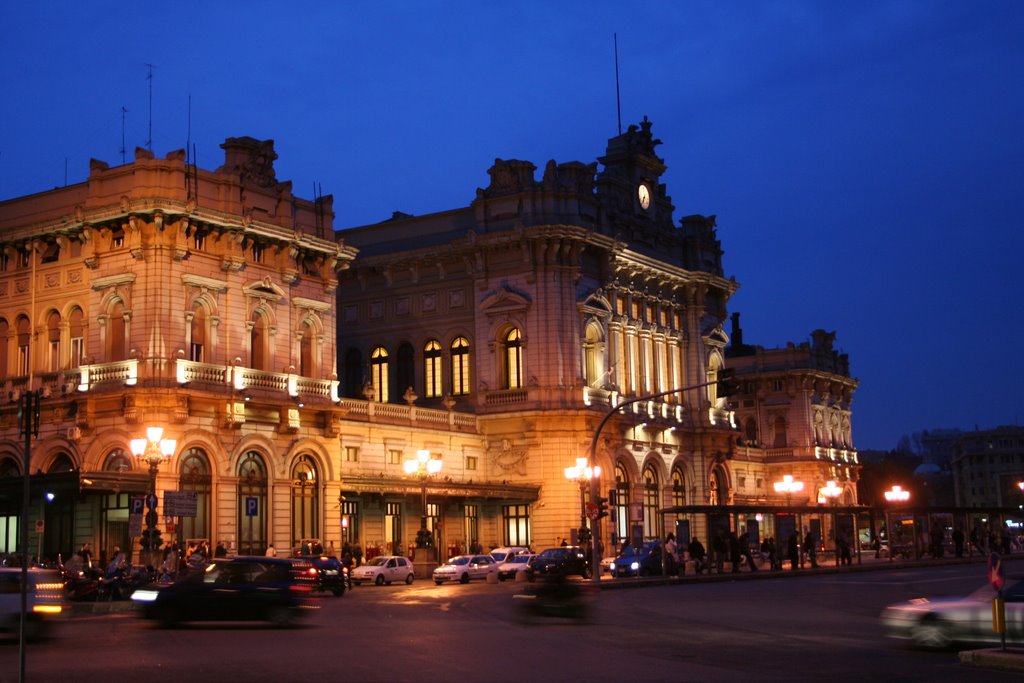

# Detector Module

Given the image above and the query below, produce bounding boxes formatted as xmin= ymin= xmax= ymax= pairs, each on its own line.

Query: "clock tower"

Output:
xmin=595 ymin=117 xmax=676 ymax=250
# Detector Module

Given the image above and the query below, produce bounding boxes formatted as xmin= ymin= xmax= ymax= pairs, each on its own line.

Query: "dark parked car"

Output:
xmin=526 ymin=546 xmax=591 ymax=581
xmin=610 ymin=541 xmax=663 ymax=578
xmin=132 ymin=556 xmax=317 ymax=627
xmin=309 ymin=555 xmax=346 ymax=596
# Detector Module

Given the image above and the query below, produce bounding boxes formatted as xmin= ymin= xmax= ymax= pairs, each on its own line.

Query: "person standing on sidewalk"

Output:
xmin=803 ymin=528 xmax=819 ymax=568
xmin=739 ymin=529 xmax=757 ymax=571
xmin=787 ymin=531 xmax=799 ymax=570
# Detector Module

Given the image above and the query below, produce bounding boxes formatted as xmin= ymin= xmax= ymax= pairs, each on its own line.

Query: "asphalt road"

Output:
xmin=2 ymin=562 xmax=1020 ymax=682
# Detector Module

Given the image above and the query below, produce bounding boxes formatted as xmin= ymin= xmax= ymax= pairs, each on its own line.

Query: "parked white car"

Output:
xmin=432 ymin=555 xmax=497 ymax=585
xmin=496 ymin=553 xmax=534 ymax=581
xmin=490 ymin=546 xmax=531 ymax=564
xmin=350 ymin=555 xmax=415 ymax=586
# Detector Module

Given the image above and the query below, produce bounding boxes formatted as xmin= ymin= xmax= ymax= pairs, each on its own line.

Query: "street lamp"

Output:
xmin=882 ymin=485 xmax=910 ymax=563
xmin=404 ymin=449 xmax=441 ymax=548
xmin=773 ymin=475 xmax=804 ymax=506
xmin=129 ymin=427 xmax=176 ymax=566
xmin=819 ymin=480 xmax=842 ymax=504
xmin=565 ymin=457 xmax=601 ymax=540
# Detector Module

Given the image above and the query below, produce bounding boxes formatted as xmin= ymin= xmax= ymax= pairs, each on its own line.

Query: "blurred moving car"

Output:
xmin=490 ymin=546 xmax=531 ymax=564
xmin=309 ymin=555 xmax=346 ymax=596
xmin=881 ymin=576 xmax=1024 ymax=649
xmin=0 ymin=567 xmax=64 ymax=640
xmin=132 ymin=556 xmax=317 ymax=627
xmin=432 ymin=555 xmax=497 ymax=585
xmin=526 ymin=547 xmax=591 ymax=581
xmin=610 ymin=541 xmax=663 ymax=578
xmin=350 ymin=555 xmax=415 ymax=586
xmin=496 ymin=553 xmax=534 ymax=581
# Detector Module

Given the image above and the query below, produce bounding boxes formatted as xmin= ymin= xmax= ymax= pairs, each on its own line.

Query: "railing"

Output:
xmin=483 ymin=388 xmax=529 ymax=406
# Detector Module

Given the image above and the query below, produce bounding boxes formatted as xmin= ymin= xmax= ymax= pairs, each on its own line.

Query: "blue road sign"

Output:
xmin=145 ymin=492 xmax=159 ymax=511
xmin=130 ymin=496 xmax=145 ymax=515
xmin=246 ymin=496 xmax=258 ymax=517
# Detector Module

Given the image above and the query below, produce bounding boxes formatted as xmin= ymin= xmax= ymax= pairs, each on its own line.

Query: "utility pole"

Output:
xmin=17 ymin=390 xmax=40 ymax=683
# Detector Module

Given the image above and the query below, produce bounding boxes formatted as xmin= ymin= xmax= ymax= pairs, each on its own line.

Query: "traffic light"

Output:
xmin=577 ymin=526 xmax=592 ymax=543
xmin=717 ymin=368 xmax=739 ymax=403
xmin=596 ymin=496 xmax=609 ymax=520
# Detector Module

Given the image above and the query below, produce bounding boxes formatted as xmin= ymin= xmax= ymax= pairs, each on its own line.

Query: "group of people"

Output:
xmin=659 ymin=527 xmax=837 ymax=575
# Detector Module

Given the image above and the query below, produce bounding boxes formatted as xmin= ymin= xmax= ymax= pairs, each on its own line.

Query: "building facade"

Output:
xmin=952 ymin=425 xmax=1024 ymax=508
xmin=0 ymin=119 xmax=859 ymax=568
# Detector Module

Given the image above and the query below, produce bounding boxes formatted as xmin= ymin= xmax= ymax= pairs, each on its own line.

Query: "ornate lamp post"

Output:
xmin=129 ymin=427 xmax=176 ymax=566
xmin=773 ymin=475 xmax=804 ymax=506
xmin=564 ymin=457 xmax=601 ymax=542
xmin=819 ymin=480 xmax=842 ymax=566
xmin=883 ymin=485 xmax=910 ymax=563
xmin=404 ymin=449 xmax=441 ymax=549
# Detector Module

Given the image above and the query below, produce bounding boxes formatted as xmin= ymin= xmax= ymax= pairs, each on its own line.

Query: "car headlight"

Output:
xmin=630 ymin=561 xmax=639 ymax=571
xmin=132 ymin=589 xmax=160 ymax=602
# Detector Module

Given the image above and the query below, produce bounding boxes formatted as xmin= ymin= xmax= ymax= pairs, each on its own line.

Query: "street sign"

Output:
xmin=165 ymin=490 xmax=198 ymax=517
xmin=585 ymin=502 xmax=598 ymax=520
xmin=245 ymin=496 xmax=258 ymax=517
xmin=989 ymin=552 xmax=1005 ymax=591
xmin=130 ymin=496 xmax=145 ymax=515
xmin=145 ymin=493 xmax=159 ymax=511
xmin=128 ymin=514 xmax=142 ymax=537
xmin=35 ymin=519 xmax=44 ymax=533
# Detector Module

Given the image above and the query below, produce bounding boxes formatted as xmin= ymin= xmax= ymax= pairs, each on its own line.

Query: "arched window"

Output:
xmin=503 ymin=328 xmax=523 ymax=390
xmin=343 ymin=348 xmax=363 ymax=398
xmin=108 ymin=301 xmax=126 ymax=361
xmin=237 ymin=451 xmax=268 ymax=556
xmin=46 ymin=311 xmax=61 ymax=372
xmin=773 ymin=416 xmax=788 ymax=449
xmin=103 ymin=449 xmax=133 ymax=473
xmin=396 ymin=342 xmax=414 ymax=401
xmin=671 ymin=467 xmax=686 ymax=508
xmin=710 ymin=467 xmax=727 ymax=506
xmin=370 ymin=346 xmax=389 ymax=403
xmin=613 ymin=463 xmax=630 ymax=546
xmin=451 ymin=336 xmax=470 ymax=396
xmin=291 ymin=455 xmax=320 ymax=546
xmin=583 ymin=321 xmax=604 ymax=387
xmin=179 ymin=448 xmax=212 ymax=544
xmin=0 ymin=318 xmax=9 ymax=379
xmin=744 ymin=418 xmax=758 ymax=444
xmin=69 ymin=308 xmax=85 ymax=368
xmin=250 ymin=312 xmax=269 ymax=371
xmin=707 ymin=355 xmax=723 ymax=406
xmin=423 ymin=340 xmax=442 ymax=398
xmin=299 ymin=320 xmax=314 ymax=377
xmin=642 ymin=463 xmax=661 ymax=540
xmin=0 ymin=457 xmax=21 ymax=477
xmin=16 ymin=315 xmax=30 ymax=375
xmin=190 ymin=305 xmax=207 ymax=363
xmin=48 ymin=453 xmax=75 ymax=473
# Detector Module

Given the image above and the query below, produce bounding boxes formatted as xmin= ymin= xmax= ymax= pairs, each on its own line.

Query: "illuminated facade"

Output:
xmin=0 ymin=120 xmax=859 ymax=567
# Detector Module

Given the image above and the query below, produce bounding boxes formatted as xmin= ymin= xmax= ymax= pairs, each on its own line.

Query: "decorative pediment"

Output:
xmin=479 ymin=285 xmax=531 ymax=316
xmin=242 ymin=276 xmax=286 ymax=302
xmin=578 ymin=289 xmax=612 ymax=317
xmin=703 ymin=324 xmax=729 ymax=349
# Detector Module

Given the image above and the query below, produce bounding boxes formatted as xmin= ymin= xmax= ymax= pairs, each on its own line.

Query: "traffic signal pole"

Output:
xmin=586 ymin=373 xmax=737 ymax=584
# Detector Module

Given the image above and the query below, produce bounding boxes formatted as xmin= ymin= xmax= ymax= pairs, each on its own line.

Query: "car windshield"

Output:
xmin=367 ymin=557 xmax=388 ymax=567
xmin=511 ymin=555 xmax=531 ymax=564
xmin=448 ymin=557 xmax=470 ymax=566
xmin=539 ymin=549 xmax=568 ymax=560
xmin=492 ymin=552 xmax=510 ymax=562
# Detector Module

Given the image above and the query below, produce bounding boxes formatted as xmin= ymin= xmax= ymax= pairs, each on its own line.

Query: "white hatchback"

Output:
xmin=350 ymin=555 xmax=415 ymax=586
xmin=432 ymin=555 xmax=497 ymax=585
xmin=0 ymin=567 xmax=65 ymax=640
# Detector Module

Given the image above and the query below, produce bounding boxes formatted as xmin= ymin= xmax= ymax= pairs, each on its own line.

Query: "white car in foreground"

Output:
xmin=350 ymin=555 xmax=415 ymax=586
xmin=881 ymin=577 xmax=1024 ymax=649
xmin=432 ymin=555 xmax=497 ymax=585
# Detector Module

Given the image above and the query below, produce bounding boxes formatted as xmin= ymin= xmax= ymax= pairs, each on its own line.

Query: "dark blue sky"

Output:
xmin=3 ymin=2 xmax=1022 ymax=451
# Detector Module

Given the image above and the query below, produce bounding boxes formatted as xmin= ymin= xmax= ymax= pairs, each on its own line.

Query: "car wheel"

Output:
xmin=268 ymin=607 xmax=297 ymax=629
xmin=912 ymin=616 xmax=954 ymax=650
xmin=460 ymin=572 xmax=470 ymax=584
xmin=405 ymin=573 xmax=414 ymax=585
xmin=375 ymin=574 xmax=385 ymax=586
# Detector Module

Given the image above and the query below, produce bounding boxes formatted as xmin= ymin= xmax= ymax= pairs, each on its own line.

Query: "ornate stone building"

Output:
xmin=0 ymin=119 xmax=859 ymax=567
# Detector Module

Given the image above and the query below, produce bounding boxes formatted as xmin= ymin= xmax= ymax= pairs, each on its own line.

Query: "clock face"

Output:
xmin=638 ymin=183 xmax=651 ymax=210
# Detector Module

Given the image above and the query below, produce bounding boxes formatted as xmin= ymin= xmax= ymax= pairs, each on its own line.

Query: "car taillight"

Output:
xmin=308 ymin=567 xmax=318 ymax=577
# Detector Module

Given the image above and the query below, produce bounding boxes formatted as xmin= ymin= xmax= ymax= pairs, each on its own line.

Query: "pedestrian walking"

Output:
xmin=803 ymin=528 xmax=819 ymax=568
xmin=787 ymin=531 xmax=799 ymax=570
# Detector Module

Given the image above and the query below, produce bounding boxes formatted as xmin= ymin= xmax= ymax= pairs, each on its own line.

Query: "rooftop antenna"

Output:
xmin=145 ymin=63 xmax=155 ymax=151
xmin=614 ymin=33 xmax=622 ymax=135
xmin=120 ymin=106 xmax=129 ymax=164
